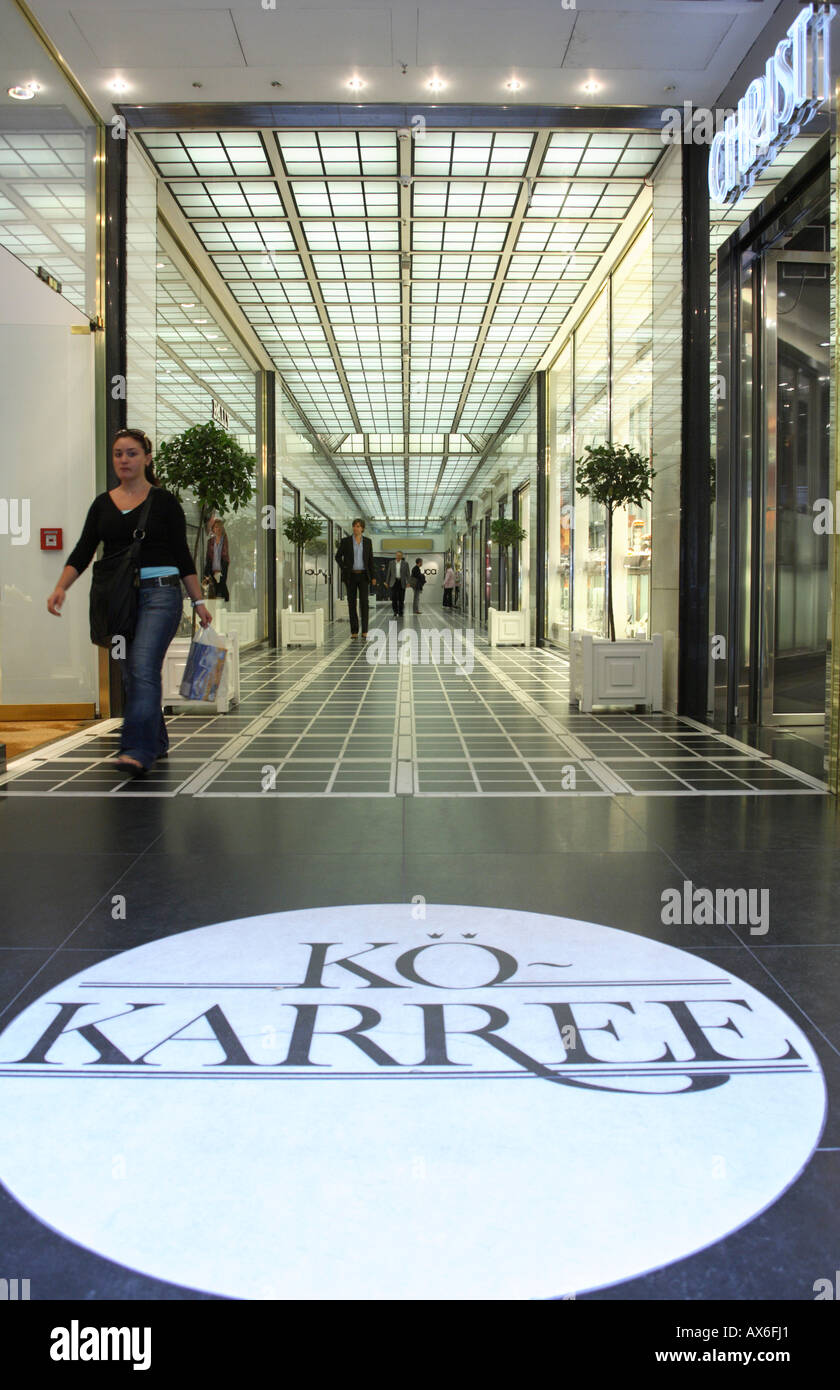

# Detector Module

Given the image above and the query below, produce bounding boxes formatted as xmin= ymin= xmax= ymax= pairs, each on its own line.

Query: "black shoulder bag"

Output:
xmin=89 ymin=489 xmax=156 ymax=648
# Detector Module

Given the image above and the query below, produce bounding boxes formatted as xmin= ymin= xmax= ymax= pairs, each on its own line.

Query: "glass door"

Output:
xmin=761 ymin=251 xmax=831 ymax=724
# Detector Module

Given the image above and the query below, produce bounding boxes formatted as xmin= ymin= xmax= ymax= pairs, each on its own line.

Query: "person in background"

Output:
xmin=204 ymin=517 xmax=230 ymax=601
xmin=410 ymin=559 xmax=426 ymax=614
xmin=47 ymin=428 xmax=211 ymax=774
xmin=442 ymin=563 xmax=456 ymax=608
xmin=453 ymin=568 xmax=462 ymax=608
xmin=335 ymin=517 xmax=376 ymax=638
xmin=386 ymin=550 xmax=410 ymax=616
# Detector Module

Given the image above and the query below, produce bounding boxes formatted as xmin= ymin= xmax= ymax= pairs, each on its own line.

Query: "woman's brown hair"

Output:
xmin=113 ymin=428 xmax=158 ymax=484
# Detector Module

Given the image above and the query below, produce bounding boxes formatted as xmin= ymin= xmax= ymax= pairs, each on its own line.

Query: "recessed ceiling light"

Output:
xmin=193 ymin=318 xmax=208 ymax=324
xmin=427 ymin=76 xmax=446 ymax=92
xmin=582 ymin=79 xmax=601 ymax=95
xmin=156 ymin=262 xmax=165 ymax=269
xmin=8 ymin=82 xmax=40 ymax=100
xmin=179 ymin=302 xmax=195 ymax=308
xmin=505 ymin=78 xmax=523 ymax=92
xmin=109 ymin=78 xmax=129 ymax=93
xmin=347 ymin=76 xmax=366 ymax=91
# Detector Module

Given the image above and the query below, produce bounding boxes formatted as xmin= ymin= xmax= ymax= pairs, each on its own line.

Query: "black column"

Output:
xmin=104 ymin=124 xmax=128 ymax=713
xmin=535 ymin=370 xmax=547 ymax=646
xmin=678 ymin=142 xmax=711 ymax=718
xmin=105 ymin=126 xmax=127 ymax=485
xmin=264 ymin=372 xmax=277 ymax=645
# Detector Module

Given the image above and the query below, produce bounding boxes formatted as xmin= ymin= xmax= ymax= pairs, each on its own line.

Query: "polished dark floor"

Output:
xmin=0 ymin=612 xmax=837 ymax=1300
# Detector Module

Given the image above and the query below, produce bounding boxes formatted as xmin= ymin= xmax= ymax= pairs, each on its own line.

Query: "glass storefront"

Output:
xmin=713 ymin=143 xmax=833 ymax=730
xmin=546 ymin=220 xmax=653 ymax=648
xmin=280 ymin=480 xmax=300 ymax=611
xmin=302 ymin=499 xmax=331 ymax=617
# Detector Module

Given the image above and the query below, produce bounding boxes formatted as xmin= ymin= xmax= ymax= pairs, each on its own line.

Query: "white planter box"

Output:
xmin=280 ymin=608 xmax=324 ymax=647
xmin=162 ymin=632 xmax=241 ymax=714
xmin=488 ymin=606 xmax=529 ymax=647
xmin=212 ymin=606 xmax=257 ymax=646
xmin=571 ymin=631 xmax=663 ymax=713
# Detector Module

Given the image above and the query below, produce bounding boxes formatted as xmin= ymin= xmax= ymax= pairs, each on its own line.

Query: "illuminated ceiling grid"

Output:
xmin=141 ymin=126 xmax=664 ymax=528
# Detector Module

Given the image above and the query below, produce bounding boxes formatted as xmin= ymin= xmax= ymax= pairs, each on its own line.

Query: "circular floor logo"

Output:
xmin=0 ymin=905 xmax=826 ymax=1299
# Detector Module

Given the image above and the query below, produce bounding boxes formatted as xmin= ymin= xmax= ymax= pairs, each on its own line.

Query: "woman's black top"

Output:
xmin=67 ymin=489 xmax=196 ymax=579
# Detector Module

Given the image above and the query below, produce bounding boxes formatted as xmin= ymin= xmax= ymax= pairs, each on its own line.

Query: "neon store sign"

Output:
xmin=709 ymin=4 xmax=834 ymax=205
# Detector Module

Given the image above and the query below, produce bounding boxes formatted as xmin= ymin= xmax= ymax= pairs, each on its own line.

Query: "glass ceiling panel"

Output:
xmin=141 ymin=125 xmax=665 ymax=527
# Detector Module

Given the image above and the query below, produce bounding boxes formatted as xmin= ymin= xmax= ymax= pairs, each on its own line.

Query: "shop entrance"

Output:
xmin=717 ymin=151 xmax=832 ymax=735
xmin=761 ymin=251 xmax=831 ymax=724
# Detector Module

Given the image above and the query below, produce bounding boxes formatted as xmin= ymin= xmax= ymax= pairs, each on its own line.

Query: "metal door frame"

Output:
xmin=760 ymin=249 xmax=832 ymax=726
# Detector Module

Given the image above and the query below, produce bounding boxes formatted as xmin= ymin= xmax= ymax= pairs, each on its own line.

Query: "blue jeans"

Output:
xmin=118 ymin=584 xmax=183 ymax=768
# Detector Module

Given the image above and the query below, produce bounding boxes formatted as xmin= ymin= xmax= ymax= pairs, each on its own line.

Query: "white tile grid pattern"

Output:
xmin=0 ymin=614 xmax=826 ymax=798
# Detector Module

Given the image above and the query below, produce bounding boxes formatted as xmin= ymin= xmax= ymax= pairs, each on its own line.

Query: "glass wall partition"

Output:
xmin=573 ymin=286 xmax=610 ymax=635
xmin=280 ymin=480 xmax=300 ymax=611
xmin=547 ymin=342 xmax=573 ymax=645
xmin=303 ymin=499 xmax=330 ymax=617
xmin=611 ymin=221 xmax=653 ymax=638
xmin=546 ymin=221 xmax=653 ymax=647
xmin=154 ymin=247 xmax=262 ymax=646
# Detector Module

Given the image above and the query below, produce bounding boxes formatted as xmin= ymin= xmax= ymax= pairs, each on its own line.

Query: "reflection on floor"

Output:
xmin=0 ymin=611 xmax=825 ymax=797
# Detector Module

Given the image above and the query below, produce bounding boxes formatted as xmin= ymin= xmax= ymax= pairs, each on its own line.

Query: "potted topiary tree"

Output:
xmin=488 ymin=515 xmax=529 ymax=646
xmin=570 ymin=441 xmax=662 ymax=712
xmin=280 ymin=512 xmax=326 ymax=647
xmin=154 ymin=420 xmax=256 ymax=712
xmin=155 ymin=420 xmax=255 ymax=579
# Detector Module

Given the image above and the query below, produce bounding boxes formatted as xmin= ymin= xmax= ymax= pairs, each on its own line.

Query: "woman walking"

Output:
xmin=47 ymin=428 xmax=211 ymax=774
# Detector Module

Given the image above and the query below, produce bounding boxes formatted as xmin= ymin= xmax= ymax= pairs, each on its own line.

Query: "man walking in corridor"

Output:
xmin=335 ymin=517 xmax=376 ymax=638
xmin=386 ymin=550 xmax=410 ymax=616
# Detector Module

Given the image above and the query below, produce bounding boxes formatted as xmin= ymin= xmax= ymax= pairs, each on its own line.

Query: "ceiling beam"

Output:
xmin=151 ymin=172 xmax=651 ymax=185
xmin=259 ymin=128 xmax=390 ymax=522
xmin=423 ymin=434 xmax=451 ymax=529
xmin=399 ymin=129 xmax=411 ymax=528
xmin=449 ymin=131 xmax=552 ymax=435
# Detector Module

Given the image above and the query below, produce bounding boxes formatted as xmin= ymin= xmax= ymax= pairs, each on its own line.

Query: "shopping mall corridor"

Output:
xmin=0 ymin=610 xmax=838 ymax=1300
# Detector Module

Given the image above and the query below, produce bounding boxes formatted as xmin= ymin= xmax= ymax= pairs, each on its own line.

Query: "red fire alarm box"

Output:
xmin=40 ymin=528 xmax=62 ymax=551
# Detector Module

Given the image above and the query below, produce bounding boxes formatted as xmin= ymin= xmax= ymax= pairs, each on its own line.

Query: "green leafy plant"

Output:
xmin=283 ymin=513 xmax=324 ymax=610
xmin=154 ymin=421 xmax=255 ymax=572
xmin=574 ymin=442 xmax=655 ymax=641
xmin=490 ymin=516 xmax=527 ymax=612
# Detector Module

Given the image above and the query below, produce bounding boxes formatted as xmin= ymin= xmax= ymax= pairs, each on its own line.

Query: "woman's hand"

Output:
xmin=194 ymin=602 xmax=212 ymax=629
xmin=47 ymin=588 xmax=66 ymax=617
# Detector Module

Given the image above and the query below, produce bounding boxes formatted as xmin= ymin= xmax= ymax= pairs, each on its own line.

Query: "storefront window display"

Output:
xmin=546 ymin=222 xmax=653 ymax=647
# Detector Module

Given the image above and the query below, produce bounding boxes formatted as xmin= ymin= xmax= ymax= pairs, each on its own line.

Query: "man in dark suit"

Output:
xmin=335 ymin=517 xmax=376 ymax=638
xmin=385 ymin=551 xmax=410 ymax=616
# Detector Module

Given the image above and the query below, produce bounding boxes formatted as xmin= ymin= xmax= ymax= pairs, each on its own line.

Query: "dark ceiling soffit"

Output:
xmin=115 ymin=103 xmax=669 ymax=131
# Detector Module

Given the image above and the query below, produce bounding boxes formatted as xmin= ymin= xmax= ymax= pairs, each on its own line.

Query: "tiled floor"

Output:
xmin=0 ymin=610 xmax=825 ymax=799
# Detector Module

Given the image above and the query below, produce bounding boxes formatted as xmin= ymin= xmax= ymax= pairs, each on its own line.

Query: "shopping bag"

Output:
xmin=179 ymin=625 xmax=227 ymax=702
